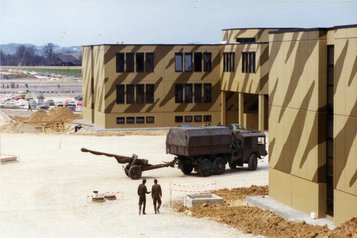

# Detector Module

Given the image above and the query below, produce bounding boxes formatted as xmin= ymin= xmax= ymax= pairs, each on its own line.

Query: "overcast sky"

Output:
xmin=0 ymin=0 xmax=356 ymax=46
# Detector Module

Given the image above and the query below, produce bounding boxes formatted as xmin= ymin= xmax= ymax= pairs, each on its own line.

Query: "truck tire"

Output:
xmin=229 ymin=161 xmax=237 ymax=169
xmin=180 ymin=162 xmax=193 ymax=175
xmin=248 ymin=154 xmax=258 ymax=171
xmin=199 ymin=159 xmax=212 ymax=177
xmin=129 ymin=165 xmax=142 ymax=180
xmin=212 ymin=157 xmax=225 ymax=175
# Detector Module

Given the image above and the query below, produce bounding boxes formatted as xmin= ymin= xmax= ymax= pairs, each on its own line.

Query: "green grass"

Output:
xmin=4 ymin=66 xmax=82 ymax=77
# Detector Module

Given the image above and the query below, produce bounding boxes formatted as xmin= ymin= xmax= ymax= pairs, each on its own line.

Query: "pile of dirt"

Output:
xmin=1 ymin=108 xmax=82 ymax=133
xmin=0 ymin=122 xmax=39 ymax=133
xmin=24 ymin=107 xmax=81 ymax=123
xmin=175 ymin=186 xmax=357 ymax=238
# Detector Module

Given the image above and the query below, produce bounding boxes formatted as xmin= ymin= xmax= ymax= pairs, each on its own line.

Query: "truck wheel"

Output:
xmin=199 ymin=159 xmax=212 ymax=177
xmin=124 ymin=164 xmax=130 ymax=177
xmin=229 ymin=161 xmax=237 ymax=169
xmin=129 ymin=165 xmax=142 ymax=180
xmin=180 ymin=163 xmax=193 ymax=175
xmin=248 ymin=154 xmax=258 ymax=171
xmin=212 ymin=157 xmax=225 ymax=175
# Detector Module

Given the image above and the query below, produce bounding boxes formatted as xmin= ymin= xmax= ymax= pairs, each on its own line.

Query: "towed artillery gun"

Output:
xmin=80 ymin=148 xmax=176 ymax=180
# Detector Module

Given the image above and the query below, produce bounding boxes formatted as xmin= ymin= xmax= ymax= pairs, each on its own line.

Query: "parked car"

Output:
xmin=66 ymin=104 xmax=76 ymax=111
xmin=65 ymin=99 xmax=75 ymax=106
xmin=74 ymin=95 xmax=82 ymax=101
xmin=37 ymin=93 xmax=44 ymax=99
xmin=0 ymin=101 xmax=19 ymax=109
xmin=55 ymin=101 xmax=64 ymax=107
xmin=46 ymin=99 xmax=55 ymax=106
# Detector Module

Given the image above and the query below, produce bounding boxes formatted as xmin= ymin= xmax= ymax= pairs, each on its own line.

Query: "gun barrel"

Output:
xmin=81 ymin=147 xmax=132 ymax=164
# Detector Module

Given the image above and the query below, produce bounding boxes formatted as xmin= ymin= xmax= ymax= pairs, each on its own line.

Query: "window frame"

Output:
xmin=116 ymin=84 xmax=125 ymax=104
xmin=126 ymin=84 xmax=135 ymax=104
xmin=136 ymin=53 xmax=145 ymax=72
xmin=116 ymin=53 xmax=125 ymax=72
xmin=175 ymin=84 xmax=184 ymax=103
xmin=175 ymin=53 xmax=183 ymax=72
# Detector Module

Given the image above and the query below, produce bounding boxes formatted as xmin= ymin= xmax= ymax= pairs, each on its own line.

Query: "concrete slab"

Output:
xmin=184 ymin=194 xmax=223 ymax=208
xmin=245 ymin=195 xmax=336 ymax=230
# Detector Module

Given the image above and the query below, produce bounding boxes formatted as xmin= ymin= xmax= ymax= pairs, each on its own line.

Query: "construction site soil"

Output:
xmin=175 ymin=186 xmax=357 ymax=238
xmin=1 ymin=107 xmax=82 ymax=133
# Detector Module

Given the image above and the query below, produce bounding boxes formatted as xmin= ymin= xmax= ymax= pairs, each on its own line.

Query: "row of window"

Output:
xmin=116 ymin=116 xmax=155 ymax=124
xmin=175 ymin=52 xmax=212 ymax=72
xmin=175 ymin=115 xmax=212 ymax=123
xmin=115 ymin=51 xmax=255 ymax=74
xmin=116 ymin=52 xmax=154 ymax=73
xmin=115 ymin=115 xmax=212 ymax=125
xmin=223 ymin=52 xmax=256 ymax=73
xmin=116 ymin=84 xmax=155 ymax=104
xmin=175 ymin=83 xmax=212 ymax=103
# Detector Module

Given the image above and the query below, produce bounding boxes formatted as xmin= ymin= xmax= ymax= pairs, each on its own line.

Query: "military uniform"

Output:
xmin=137 ymin=182 xmax=149 ymax=215
xmin=151 ymin=183 xmax=162 ymax=214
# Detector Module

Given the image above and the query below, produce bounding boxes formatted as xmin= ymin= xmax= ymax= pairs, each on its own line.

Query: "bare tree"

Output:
xmin=43 ymin=43 xmax=56 ymax=65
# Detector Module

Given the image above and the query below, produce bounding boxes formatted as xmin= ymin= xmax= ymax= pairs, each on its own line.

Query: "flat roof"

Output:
xmin=82 ymin=43 xmax=225 ymax=47
xmin=269 ymin=24 xmax=357 ymax=34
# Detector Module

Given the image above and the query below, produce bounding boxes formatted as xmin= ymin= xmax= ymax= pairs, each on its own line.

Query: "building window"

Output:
xmin=175 ymin=84 xmax=184 ymax=103
xmin=184 ymin=84 xmax=193 ymax=103
xmin=203 ymin=83 xmax=212 ymax=103
xmin=146 ymin=84 xmax=154 ymax=103
xmin=194 ymin=115 xmax=202 ymax=122
xmin=194 ymin=84 xmax=202 ymax=103
xmin=136 ymin=84 xmax=145 ymax=104
xmin=175 ymin=116 xmax=183 ymax=123
xmin=184 ymin=116 xmax=192 ymax=123
xmin=203 ymin=52 xmax=212 ymax=72
xmin=223 ymin=52 xmax=235 ymax=72
xmin=126 ymin=84 xmax=135 ymax=104
xmin=116 ymin=117 xmax=125 ymax=124
xmin=184 ymin=53 xmax=192 ymax=72
xmin=116 ymin=84 xmax=125 ymax=104
xmin=136 ymin=53 xmax=144 ymax=72
xmin=126 ymin=117 xmax=135 ymax=124
xmin=146 ymin=53 xmax=154 ymax=72
xmin=203 ymin=115 xmax=212 ymax=122
xmin=175 ymin=53 xmax=183 ymax=72
xmin=242 ymin=52 xmax=256 ymax=73
xmin=146 ymin=116 xmax=155 ymax=123
xmin=116 ymin=53 xmax=125 ymax=72
xmin=136 ymin=117 xmax=145 ymax=124
xmin=236 ymin=37 xmax=255 ymax=43
xmin=194 ymin=52 xmax=202 ymax=72
xmin=126 ymin=53 xmax=134 ymax=72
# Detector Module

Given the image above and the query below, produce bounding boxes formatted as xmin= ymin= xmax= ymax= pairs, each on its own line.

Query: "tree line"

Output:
xmin=0 ymin=43 xmax=58 ymax=66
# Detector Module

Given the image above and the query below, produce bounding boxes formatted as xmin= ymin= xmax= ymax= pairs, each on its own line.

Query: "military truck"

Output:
xmin=166 ymin=126 xmax=267 ymax=177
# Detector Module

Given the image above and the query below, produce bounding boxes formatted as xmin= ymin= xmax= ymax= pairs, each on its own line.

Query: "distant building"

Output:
xmin=55 ymin=53 xmax=81 ymax=66
xmin=82 ymin=24 xmax=357 ymax=225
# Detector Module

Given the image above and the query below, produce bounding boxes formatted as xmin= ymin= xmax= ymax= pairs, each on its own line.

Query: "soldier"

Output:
xmin=137 ymin=179 xmax=150 ymax=215
xmin=151 ymin=179 xmax=162 ymax=214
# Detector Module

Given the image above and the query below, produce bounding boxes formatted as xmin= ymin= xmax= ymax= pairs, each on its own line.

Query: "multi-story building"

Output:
xmin=82 ymin=24 xmax=357 ymax=225
xmin=268 ymin=25 xmax=357 ymax=225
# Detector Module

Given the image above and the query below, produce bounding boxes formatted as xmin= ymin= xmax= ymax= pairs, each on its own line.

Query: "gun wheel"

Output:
xmin=129 ymin=165 xmax=142 ymax=180
xmin=124 ymin=164 xmax=130 ymax=177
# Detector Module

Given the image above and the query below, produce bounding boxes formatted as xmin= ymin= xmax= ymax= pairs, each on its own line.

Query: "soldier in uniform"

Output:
xmin=137 ymin=179 xmax=150 ymax=215
xmin=151 ymin=179 xmax=162 ymax=214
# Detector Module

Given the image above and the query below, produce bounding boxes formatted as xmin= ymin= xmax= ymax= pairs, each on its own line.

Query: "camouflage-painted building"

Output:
xmin=268 ymin=25 xmax=357 ymax=225
xmin=82 ymin=24 xmax=357 ymax=225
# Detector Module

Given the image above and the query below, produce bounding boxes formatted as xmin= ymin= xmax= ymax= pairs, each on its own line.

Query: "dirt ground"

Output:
xmin=1 ymin=111 xmax=356 ymax=238
xmin=0 ymin=132 xmax=268 ymax=238
xmin=1 ymin=107 xmax=81 ymax=133
xmin=175 ymin=186 xmax=357 ymax=238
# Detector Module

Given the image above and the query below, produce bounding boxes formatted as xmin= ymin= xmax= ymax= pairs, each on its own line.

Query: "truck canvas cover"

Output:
xmin=166 ymin=127 xmax=232 ymax=156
